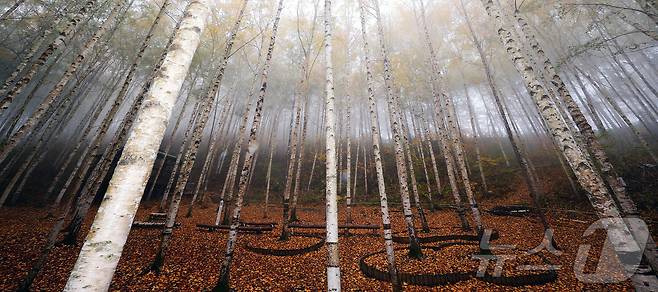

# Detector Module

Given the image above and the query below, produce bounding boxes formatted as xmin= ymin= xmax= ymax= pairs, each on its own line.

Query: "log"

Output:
xmin=132 ymin=221 xmax=180 ymax=228
xmin=195 ymin=224 xmax=274 ymax=233
xmin=240 ymin=221 xmax=277 ymax=227
xmin=148 ymin=212 xmax=167 ymax=221
xmin=289 ymin=223 xmax=380 ymax=230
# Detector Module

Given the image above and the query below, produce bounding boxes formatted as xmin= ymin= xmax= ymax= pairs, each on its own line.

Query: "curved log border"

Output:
xmin=359 ymin=244 xmax=475 ymax=286
xmin=391 ymin=230 xmax=499 ymax=244
xmin=243 ymin=234 xmax=325 ymax=256
xmin=359 ymin=242 xmax=557 ymax=287
xmin=479 ymin=270 xmax=558 ymax=286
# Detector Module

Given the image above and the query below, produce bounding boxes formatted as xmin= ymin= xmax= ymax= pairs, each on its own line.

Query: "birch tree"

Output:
xmin=63 ymin=1 xmax=209 ymax=289
xmin=149 ymin=0 xmax=249 ymax=272
xmin=357 ymin=0 xmax=400 ymax=289
xmin=373 ymin=0 xmax=423 ymax=257
xmin=214 ymin=1 xmax=284 ymax=289
xmin=323 ymin=0 xmax=341 ymax=289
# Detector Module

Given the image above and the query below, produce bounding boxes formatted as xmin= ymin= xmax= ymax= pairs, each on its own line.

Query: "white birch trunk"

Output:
xmin=63 ymin=1 xmax=209 ymax=289
xmin=357 ymin=0 xmax=400 ymax=289
xmin=214 ymin=1 xmax=283 ymax=289
xmin=324 ymin=1 xmax=341 ymax=289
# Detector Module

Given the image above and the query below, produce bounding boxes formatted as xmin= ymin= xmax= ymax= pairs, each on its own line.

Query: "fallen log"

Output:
xmin=240 ymin=221 xmax=277 ymax=227
xmin=196 ymin=224 xmax=274 ymax=233
xmin=289 ymin=223 xmax=380 ymax=230
xmin=486 ymin=205 xmax=532 ymax=217
xmin=148 ymin=213 xmax=167 ymax=221
xmin=132 ymin=221 xmax=180 ymax=228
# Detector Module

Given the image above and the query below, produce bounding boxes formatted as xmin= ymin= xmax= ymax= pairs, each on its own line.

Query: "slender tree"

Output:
xmin=373 ymin=0 xmax=423 ymax=256
xmin=323 ymin=0 xmax=342 ymax=289
xmin=357 ymin=0 xmax=400 ymax=289
xmin=214 ymin=1 xmax=284 ymax=289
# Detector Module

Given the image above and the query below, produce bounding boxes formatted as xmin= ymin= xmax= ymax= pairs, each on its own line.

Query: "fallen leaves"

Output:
xmin=0 ymin=198 xmax=647 ymax=291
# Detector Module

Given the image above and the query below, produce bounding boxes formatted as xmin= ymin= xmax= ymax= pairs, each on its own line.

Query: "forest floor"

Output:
xmin=1 ymin=194 xmax=654 ymax=291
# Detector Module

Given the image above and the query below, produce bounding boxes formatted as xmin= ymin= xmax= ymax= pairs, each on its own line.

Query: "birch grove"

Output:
xmin=0 ymin=0 xmax=657 ymax=290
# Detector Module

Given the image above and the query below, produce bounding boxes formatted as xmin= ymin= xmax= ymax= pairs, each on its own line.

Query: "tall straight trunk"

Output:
xmin=343 ymin=21 xmax=353 ymax=225
xmin=357 ymin=1 xmax=400 ymax=288
xmin=217 ymin=93 xmax=256 ymax=225
xmin=323 ymin=1 xmax=341 ymax=289
xmin=306 ymin=150 xmax=318 ymax=191
xmin=216 ymin=69 xmax=266 ymax=225
xmin=290 ymin=95 xmax=310 ymax=222
xmin=214 ymin=1 xmax=283 ymax=289
xmin=150 ymin=0 xmax=248 ymax=272
xmin=373 ymin=0 xmax=422 ymax=257
xmin=443 ymin=83 xmax=484 ymax=232
xmin=63 ymin=1 xmax=209 ymax=289
xmin=480 ymin=0 xmax=642 ymax=266
xmin=263 ymin=113 xmax=280 ymax=219
xmin=307 ymin=103 xmax=326 ymax=192
xmin=418 ymin=0 xmax=473 ymax=232
xmin=463 ymin=82 xmax=488 ymax=193
xmin=419 ymin=115 xmax=442 ymax=201
xmin=400 ymin=114 xmax=430 ymax=232
xmin=200 ymin=89 xmax=238 ymax=206
xmin=414 ymin=115 xmax=433 ymax=203
xmin=0 ymin=0 xmax=97 ymax=110
xmin=278 ymin=82 xmax=303 ymax=240
xmin=0 ymin=0 xmax=127 ymax=162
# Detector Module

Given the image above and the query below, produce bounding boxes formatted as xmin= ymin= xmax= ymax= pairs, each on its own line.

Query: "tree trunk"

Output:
xmin=0 ymin=0 xmax=124 ymax=162
xmin=323 ymin=1 xmax=341 ymax=289
xmin=513 ymin=10 xmax=657 ymax=258
xmin=357 ymin=0 xmax=401 ymax=289
xmin=418 ymin=0 xmax=472 ymax=232
xmin=145 ymin=73 xmax=198 ymax=202
xmin=263 ymin=113 xmax=280 ymax=219
xmin=150 ymin=0 xmax=248 ymax=272
xmin=0 ymin=0 xmax=97 ymax=111
xmin=480 ymin=0 xmax=641 ymax=268
xmin=278 ymin=82 xmax=303 ymax=240
xmin=373 ymin=0 xmax=422 ymax=257
xmin=214 ymin=1 xmax=283 ymax=289
xmin=63 ymin=1 xmax=209 ymax=289
xmin=461 ymin=0 xmax=552 ymax=232
xmin=463 ymin=81 xmax=488 ymax=194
